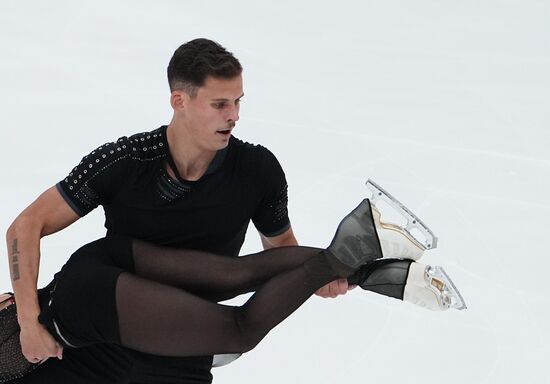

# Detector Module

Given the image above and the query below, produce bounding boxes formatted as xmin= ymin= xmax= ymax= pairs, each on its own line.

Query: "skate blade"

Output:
xmin=366 ymin=179 xmax=438 ymax=250
xmin=426 ymin=266 xmax=467 ymax=310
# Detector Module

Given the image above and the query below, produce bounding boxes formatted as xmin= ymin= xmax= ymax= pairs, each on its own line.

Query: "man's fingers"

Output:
xmin=22 ymin=344 xmax=62 ymax=363
xmin=336 ymin=279 xmax=348 ymax=294
xmin=25 ymin=355 xmax=45 ymax=364
xmin=316 ymin=280 xmax=351 ymax=298
xmin=317 ymin=285 xmax=331 ymax=297
xmin=315 ymin=286 xmax=332 ymax=298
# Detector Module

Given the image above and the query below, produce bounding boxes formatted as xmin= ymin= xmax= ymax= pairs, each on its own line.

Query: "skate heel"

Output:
xmin=404 ymin=263 xmax=467 ymax=310
xmin=371 ymin=207 xmax=424 ymax=260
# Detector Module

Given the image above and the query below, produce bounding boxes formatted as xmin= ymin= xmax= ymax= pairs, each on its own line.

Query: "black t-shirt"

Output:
xmin=56 ymin=125 xmax=290 ymax=257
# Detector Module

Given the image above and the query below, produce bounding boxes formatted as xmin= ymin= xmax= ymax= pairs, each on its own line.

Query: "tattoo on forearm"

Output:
xmin=11 ymin=238 xmax=20 ymax=281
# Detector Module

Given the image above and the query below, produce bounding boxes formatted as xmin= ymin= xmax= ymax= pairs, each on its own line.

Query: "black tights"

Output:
xmin=3 ymin=237 xmax=413 ymax=383
xmin=51 ymin=237 xmax=339 ymax=357
xmin=44 ymin=236 xmax=413 ymax=359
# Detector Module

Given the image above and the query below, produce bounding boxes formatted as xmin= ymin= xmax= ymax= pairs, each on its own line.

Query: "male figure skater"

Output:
xmin=6 ymin=38 xmax=464 ymax=384
xmin=6 ymin=38 xmax=355 ymax=383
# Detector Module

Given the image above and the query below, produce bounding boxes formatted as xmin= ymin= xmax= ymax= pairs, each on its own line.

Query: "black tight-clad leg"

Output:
xmin=104 ymin=238 xmax=413 ymax=356
xmin=102 ymin=237 xmax=340 ymax=357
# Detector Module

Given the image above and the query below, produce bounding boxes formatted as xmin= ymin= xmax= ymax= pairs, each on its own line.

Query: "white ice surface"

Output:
xmin=1 ymin=1 xmax=549 ymax=383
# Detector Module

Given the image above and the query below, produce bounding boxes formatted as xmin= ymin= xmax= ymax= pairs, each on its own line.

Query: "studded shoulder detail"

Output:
xmin=59 ymin=127 xmax=170 ymax=216
xmin=126 ymin=126 xmax=168 ymax=161
xmin=63 ymin=140 xmax=131 ymax=193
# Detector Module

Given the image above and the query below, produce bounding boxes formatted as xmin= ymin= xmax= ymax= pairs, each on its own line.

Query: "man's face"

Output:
xmin=182 ymin=75 xmax=243 ymax=152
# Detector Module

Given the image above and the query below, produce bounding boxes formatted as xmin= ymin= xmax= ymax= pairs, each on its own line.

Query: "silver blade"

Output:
xmin=366 ymin=179 xmax=438 ymax=250
xmin=427 ymin=266 xmax=468 ymax=310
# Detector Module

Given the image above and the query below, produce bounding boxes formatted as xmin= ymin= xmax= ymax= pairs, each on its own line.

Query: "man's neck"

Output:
xmin=166 ymin=121 xmax=217 ymax=182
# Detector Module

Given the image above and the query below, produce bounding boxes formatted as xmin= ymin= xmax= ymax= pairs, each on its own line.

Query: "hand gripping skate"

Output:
xmin=366 ymin=179 xmax=437 ymax=260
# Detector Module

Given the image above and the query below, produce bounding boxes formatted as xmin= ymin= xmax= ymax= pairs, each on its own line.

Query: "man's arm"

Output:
xmin=260 ymin=228 xmax=352 ymax=298
xmin=260 ymin=227 xmax=298 ymax=248
xmin=6 ymin=186 xmax=80 ymax=361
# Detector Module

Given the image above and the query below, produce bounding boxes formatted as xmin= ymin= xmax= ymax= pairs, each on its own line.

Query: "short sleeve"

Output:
xmin=252 ymin=148 xmax=291 ymax=237
xmin=56 ymin=138 xmax=132 ymax=217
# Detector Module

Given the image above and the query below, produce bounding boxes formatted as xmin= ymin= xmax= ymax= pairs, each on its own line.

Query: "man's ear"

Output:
xmin=170 ymin=90 xmax=187 ymax=111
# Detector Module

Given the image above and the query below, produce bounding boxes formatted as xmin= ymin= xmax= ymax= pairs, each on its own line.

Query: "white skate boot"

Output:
xmin=349 ymin=259 xmax=467 ymax=311
xmin=366 ymin=179 xmax=438 ymax=260
xmin=404 ymin=262 xmax=467 ymax=310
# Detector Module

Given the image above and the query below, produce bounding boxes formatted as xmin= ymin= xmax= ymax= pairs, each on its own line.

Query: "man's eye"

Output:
xmin=213 ymin=102 xmax=226 ymax=109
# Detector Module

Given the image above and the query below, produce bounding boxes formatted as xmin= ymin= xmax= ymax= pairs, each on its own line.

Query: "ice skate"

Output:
xmin=327 ymin=180 xmax=438 ymax=271
xmin=366 ymin=179 xmax=437 ymax=260
xmin=348 ymin=260 xmax=467 ymax=311
xmin=327 ymin=199 xmax=383 ymax=271
xmin=404 ymin=262 xmax=467 ymax=311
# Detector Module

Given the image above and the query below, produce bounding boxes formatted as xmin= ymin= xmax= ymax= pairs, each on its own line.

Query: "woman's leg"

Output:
xmin=112 ymin=239 xmax=412 ymax=302
xmin=50 ymin=238 xmax=339 ymax=357
xmin=51 ymin=200 xmax=381 ymax=357
xmin=104 ymin=237 xmax=325 ymax=300
xmin=115 ymin=250 xmax=337 ymax=356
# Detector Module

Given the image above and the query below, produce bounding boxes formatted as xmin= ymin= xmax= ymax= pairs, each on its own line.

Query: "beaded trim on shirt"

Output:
xmin=156 ymin=169 xmax=192 ymax=202
xmin=62 ymin=129 xmax=167 ymax=213
xmin=270 ymin=183 xmax=289 ymax=224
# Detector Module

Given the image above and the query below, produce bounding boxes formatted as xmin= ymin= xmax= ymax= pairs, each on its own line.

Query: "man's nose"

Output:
xmin=226 ymin=104 xmax=239 ymax=122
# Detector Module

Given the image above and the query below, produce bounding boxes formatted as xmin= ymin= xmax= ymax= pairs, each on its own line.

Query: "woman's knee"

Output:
xmin=231 ymin=308 xmax=265 ymax=353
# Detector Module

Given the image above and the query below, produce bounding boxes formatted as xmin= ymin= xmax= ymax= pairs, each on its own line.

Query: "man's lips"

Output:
xmin=217 ymin=122 xmax=235 ymax=135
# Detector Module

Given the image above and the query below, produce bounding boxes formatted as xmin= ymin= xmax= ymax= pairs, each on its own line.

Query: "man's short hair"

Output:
xmin=167 ymin=38 xmax=242 ymax=97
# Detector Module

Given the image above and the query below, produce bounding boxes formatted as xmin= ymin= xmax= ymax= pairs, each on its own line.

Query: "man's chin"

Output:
xmin=212 ymin=139 xmax=230 ymax=151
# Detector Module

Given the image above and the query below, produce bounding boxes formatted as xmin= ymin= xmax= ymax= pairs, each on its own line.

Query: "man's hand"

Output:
xmin=19 ymin=322 xmax=63 ymax=363
xmin=315 ymin=279 xmax=357 ymax=298
xmin=260 ymin=228 xmax=357 ymax=299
